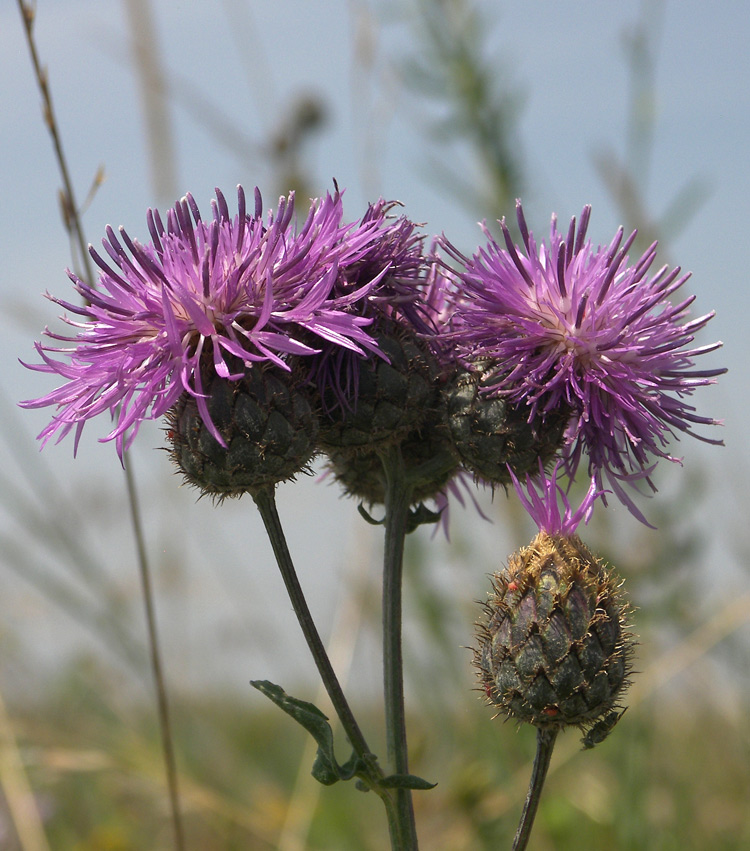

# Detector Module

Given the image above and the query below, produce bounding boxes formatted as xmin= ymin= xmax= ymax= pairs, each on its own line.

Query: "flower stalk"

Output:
xmin=512 ymin=728 xmax=558 ymax=851
xmin=251 ymin=486 xmax=373 ymax=763
xmin=380 ymin=445 xmax=419 ymax=849
xmin=124 ymin=458 xmax=185 ymax=851
xmin=253 ymin=484 xmax=422 ymax=847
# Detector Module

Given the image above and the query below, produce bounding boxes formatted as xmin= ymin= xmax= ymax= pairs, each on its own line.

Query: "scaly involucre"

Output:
xmin=22 ymin=186 xmax=394 ymax=457
xmin=441 ymin=201 xmax=725 ymax=518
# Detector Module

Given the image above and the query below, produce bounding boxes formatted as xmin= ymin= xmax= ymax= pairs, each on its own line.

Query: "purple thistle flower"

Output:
xmin=333 ymin=199 xmax=429 ymax=329
xmin=441 ymin=201 xmax=726 ymax=519
xmin=508 ymin=461 xmax=602 ymax=538
xmin=21 ymin=186 xmax=385 ymax=458
xmin=307 ymin=199 xmax=433 ymax=410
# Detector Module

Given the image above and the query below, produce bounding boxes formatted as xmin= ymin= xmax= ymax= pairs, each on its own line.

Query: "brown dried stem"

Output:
xmin=16 ymin=4 xmax=186 ymax=847
xmin=16 ymin=0 xmax=95 ymax=287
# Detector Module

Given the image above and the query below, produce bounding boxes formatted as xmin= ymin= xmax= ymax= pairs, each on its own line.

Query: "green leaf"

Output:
xmin=311 ymin=750 xmax=340 ymax=786
xmin=380 ymin=773 xmax=438 ymax=791
xmin=251 ymin=679 xmax=332 ymax=744
xmin=251 ymin=680 xmax=365 ymax=786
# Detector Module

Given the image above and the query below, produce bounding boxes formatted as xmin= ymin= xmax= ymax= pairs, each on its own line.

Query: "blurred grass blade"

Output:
xmin=0 ymin=684 xmax=52 ymax=851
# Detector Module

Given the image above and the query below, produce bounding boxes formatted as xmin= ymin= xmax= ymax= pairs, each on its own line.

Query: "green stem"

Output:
xmin=254 ymin=487 xmax=413 ymax=844
xmin=252 ymin=487 xmax=374 ymax=766
xmin=512 ymin=728 xmax=559 ymax=851
xmin=380 ymin=446 xmax=419 ymax=850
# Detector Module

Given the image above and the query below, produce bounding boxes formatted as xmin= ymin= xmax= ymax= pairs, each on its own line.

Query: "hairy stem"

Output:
xmin=380 ymin=447 xmax=419 ymax=850
xmin=513 ymin=727 xmax=558 ymax=851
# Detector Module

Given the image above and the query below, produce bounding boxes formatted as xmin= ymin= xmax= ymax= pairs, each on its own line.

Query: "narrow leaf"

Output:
xmin=251 ymin=680 xmax=364 ymax=786
xmin=380 ymin=773 xmax=438 ymax=791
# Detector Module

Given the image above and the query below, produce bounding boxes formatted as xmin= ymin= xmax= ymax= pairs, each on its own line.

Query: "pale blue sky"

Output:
xmin=1 ymin=0 xmax=747 ymax=687
xmin=2 ymin=1 xmax=742 ymax=443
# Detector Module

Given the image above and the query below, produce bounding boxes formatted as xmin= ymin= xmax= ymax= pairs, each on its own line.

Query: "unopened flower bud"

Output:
xmin=474 ymin=530 xmax=633 ymax=740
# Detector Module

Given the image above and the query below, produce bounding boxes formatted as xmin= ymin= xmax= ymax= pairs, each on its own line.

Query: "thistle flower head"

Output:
xmin=308 ymin=199 xmax=434 ymax=412
xmin=21 ymin=186 xmax=383 ymax=458
xmin=332 ymin=199 xmax=429 ymax=328
xmin=442 ymin=202 xmax=726 ymax=518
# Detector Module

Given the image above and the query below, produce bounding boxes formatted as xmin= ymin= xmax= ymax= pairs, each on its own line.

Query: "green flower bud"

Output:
xmin=474 ymin=531 xmax=634 ymax=741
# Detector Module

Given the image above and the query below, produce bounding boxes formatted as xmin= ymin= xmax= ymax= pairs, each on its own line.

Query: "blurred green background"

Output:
xmin=1 ymin=1 xmax=748 ymax=848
